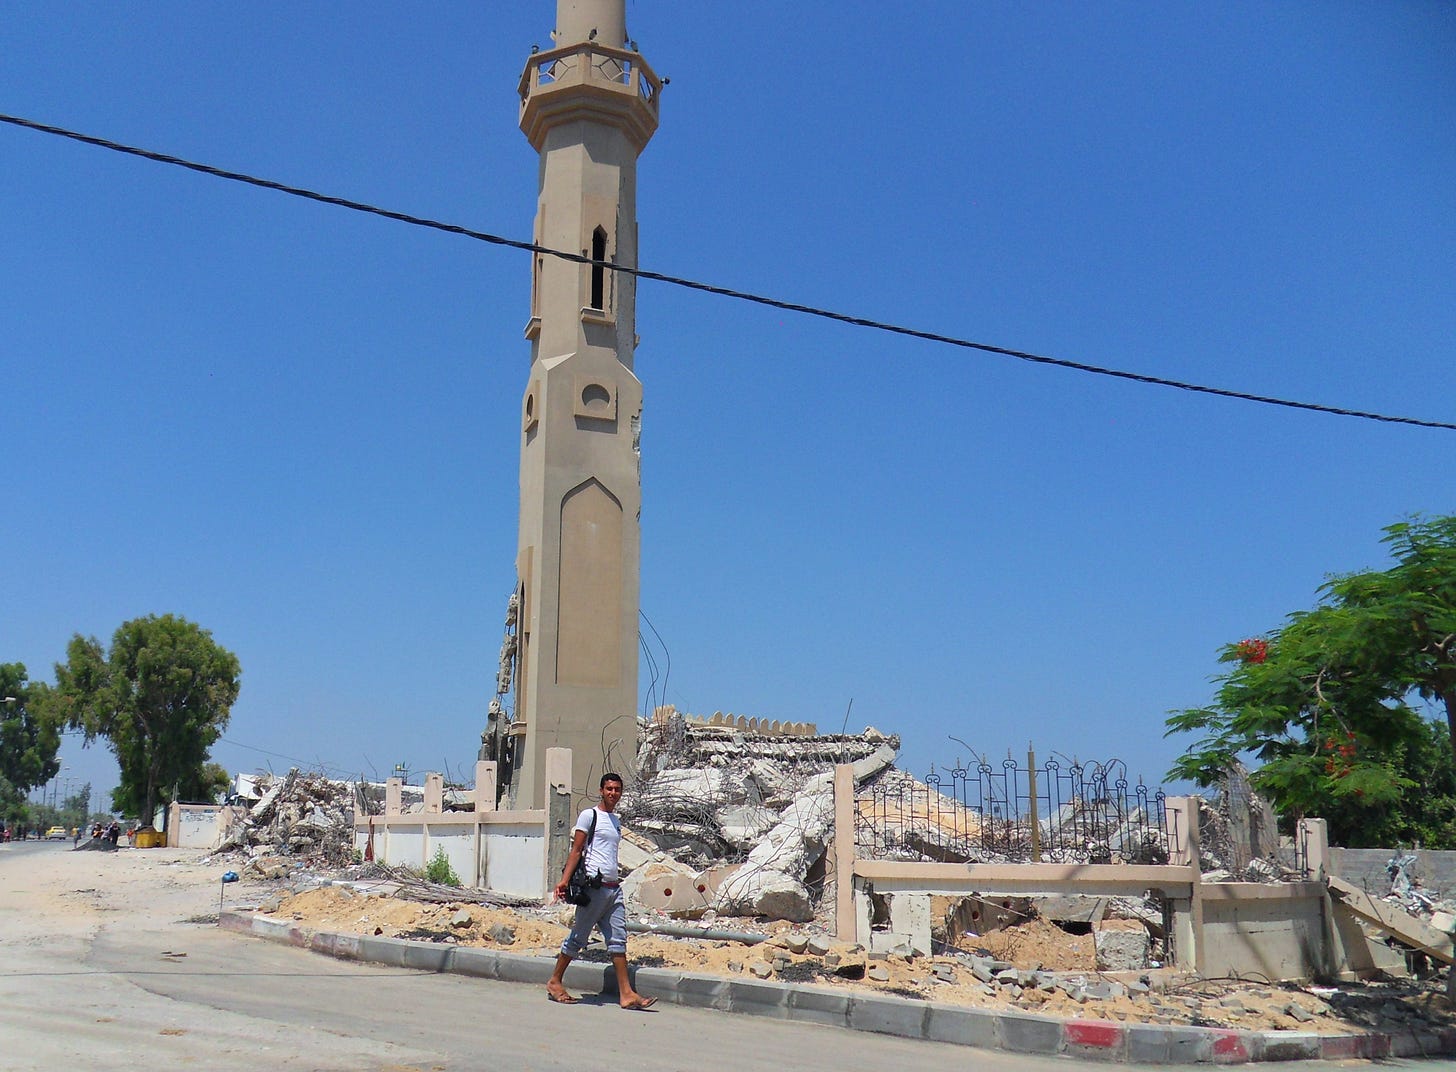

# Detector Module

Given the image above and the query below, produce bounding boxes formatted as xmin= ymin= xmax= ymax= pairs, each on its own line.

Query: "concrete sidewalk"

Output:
xmin=219 ymin=909 xmax=1456 ymax=1064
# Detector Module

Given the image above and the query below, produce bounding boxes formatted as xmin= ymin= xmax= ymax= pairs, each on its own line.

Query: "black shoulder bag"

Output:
xmin=563 ymin=809 xmax=599 ymax=906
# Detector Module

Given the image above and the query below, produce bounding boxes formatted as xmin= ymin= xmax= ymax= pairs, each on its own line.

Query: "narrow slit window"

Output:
xmin=589 ymin=227 xmax=608 ymax=310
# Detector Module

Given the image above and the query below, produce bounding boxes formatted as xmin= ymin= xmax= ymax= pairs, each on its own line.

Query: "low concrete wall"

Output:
xmin=1199 ymin=882 xmax=1326 ymax=980
xmin=167 ymin=803 xmax=246 ymax=849
xmin=354 ymin=811 xmax=549 ymax=899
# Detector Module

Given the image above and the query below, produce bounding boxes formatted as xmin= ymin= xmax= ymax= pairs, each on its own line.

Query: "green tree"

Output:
xmin=0 ymin=663 xmax=61 ymax=827
xmin=54 ymin=615 xmax=240 ymax=827
xmin=176 ymin=761 xmax=232 ymax=804
xmin=1166 ymin=515 xmax=1456 ymax=846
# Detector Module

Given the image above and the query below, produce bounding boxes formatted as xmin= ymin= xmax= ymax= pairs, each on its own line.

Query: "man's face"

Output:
xmin=599 ymin=780 xmax=623 ymax=809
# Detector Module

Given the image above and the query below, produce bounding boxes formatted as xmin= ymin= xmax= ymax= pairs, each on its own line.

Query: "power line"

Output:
xmin=2 ymin=110 xmax=1451 ymax=433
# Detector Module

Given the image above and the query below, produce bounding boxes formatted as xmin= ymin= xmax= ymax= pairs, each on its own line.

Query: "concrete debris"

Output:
xmin=212 ymin=768 xmax=360 ymax=868
xmin=1094 ymin=924 xmax=1152 ymax=971
xmin=622 ymin=710 xmax=899 ymax=921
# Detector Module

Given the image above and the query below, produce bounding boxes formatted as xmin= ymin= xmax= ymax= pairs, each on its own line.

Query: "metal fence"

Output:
xmin=856 ymin=755 xmax=1174 ymax=865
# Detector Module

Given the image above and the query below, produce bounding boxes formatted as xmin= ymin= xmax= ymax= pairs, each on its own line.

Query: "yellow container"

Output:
xmin=134 ymin=829 xmax=166 ymax=848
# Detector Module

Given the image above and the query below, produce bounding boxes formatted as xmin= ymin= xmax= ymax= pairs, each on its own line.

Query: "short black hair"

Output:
xmin=600 ymin=772 xmax=623 ymax=789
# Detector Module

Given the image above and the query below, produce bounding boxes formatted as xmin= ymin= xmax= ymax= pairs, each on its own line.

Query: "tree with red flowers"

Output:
xmin=1166 ymin=515 xmax=1456 ymax=846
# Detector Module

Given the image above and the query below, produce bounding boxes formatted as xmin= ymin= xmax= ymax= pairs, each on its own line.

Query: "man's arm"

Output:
xmin=553 ymin=828 xmax=589 ymax=900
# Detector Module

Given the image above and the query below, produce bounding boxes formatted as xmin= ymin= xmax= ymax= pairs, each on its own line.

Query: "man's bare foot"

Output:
xmin=547 ymin=983 xmax=579 ymax=1004
xmin=620 ymin=994 xmax=657 ymax=1010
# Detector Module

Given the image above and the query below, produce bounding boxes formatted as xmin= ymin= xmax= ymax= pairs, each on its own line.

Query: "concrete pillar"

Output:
xmin=1299 ymin=817 xmax=1330 ymax=881
xmin=474 ymin=761 xmax=498 ymax=813
xmin=545 ymin=747 xmax=574 ymax=895
xmin=1166 ymin=795 xmax=1204 ymax=973
xmin=385 ymin=777 xmax=402 ymax=816
xmin=834 ymin=763 xmax=856 ymax=942
xmin=424 ymin=773 xmax=444 ymax=814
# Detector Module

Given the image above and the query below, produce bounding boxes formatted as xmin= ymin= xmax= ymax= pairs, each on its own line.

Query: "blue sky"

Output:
xmin=3 ymin=2 xmax=1453 ymax=807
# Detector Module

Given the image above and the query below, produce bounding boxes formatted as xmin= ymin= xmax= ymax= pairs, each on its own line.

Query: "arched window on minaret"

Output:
xmin=589 ymin=226 xmax=609 ymax=311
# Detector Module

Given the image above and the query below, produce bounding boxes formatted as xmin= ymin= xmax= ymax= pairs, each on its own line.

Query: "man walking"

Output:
xmin=546 ymin=773 xmax=656 ymax=1010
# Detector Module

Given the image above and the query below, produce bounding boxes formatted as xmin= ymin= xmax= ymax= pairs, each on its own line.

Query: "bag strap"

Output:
xmin=587 ymin=808 xmax=598 ymax=843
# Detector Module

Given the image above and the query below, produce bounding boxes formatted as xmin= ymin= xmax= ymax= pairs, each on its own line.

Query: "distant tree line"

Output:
xmin=2 ymin=614 xmax=239 ymax=831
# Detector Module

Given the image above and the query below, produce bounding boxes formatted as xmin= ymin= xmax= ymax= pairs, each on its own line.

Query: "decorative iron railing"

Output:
xmin=856 ymin=755 xmax=1173 ymax=865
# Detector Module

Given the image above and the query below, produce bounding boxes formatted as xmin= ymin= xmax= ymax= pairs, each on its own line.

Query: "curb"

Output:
xmin=218 ymin=910 xmax=1456 ymax=1063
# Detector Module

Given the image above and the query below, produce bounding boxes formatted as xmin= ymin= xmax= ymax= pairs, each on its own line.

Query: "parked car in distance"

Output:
xmin=45 ymin=826 xmax=69 ymax=840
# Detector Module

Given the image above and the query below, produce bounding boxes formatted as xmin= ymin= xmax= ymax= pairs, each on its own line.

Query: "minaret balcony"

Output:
xmin=519 ymin=43 xmax=660 ymax=152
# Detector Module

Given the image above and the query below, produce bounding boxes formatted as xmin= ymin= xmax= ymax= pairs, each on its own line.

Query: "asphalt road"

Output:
xmin=0 ymin=843 xmax=1434 ymax=1071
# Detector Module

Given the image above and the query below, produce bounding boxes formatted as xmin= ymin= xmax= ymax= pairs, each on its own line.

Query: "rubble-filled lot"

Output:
xmin=262 ymin=879 xmax=1455 ymax=1037
xmin=211 ymin=718 xmax=1456 ymax=1041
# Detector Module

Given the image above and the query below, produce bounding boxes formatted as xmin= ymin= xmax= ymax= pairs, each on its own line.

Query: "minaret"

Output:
xmin=508 ymin=0 xmax=661 ymax=809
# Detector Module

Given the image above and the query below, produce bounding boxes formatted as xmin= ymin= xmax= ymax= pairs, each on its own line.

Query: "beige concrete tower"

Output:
xmin=508 ymin=0 xmax=660 ymax=808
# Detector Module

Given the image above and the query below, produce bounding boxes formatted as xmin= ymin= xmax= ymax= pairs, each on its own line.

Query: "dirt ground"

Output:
xmin=265 ymin=876 xmax=1456 ymax=1037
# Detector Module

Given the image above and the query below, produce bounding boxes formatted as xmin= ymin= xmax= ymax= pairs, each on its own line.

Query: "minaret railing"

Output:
xmin=519 ymin=43 xmax=660 ymax=108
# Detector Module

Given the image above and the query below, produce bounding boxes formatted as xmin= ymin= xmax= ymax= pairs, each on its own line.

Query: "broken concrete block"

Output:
xmin=867 ymin=965 xmax=890 ymax=982
xmin=785 ymin=933 xmax=809 ymax=954
xmin=1428 ymin=910 xmax=1456 ymax=934
xmin=1285 ymin=1003 xmax=1316 ymax=1023
xmin=450 ymin=909 xmax=472 ymax=928
xmin=806 ymin=935 xmax=832 ymax=956
xmin=851 ymin=744 xmax=898 ymax=784
xmin=486 ymin=923 xmax=516 ymax=945
xmin=716 ymin=805 xmax=778 ymax=848
xmin=716 ymin=867 xmax=813 ymax=922
xmin=1029 ymin=894 xmax=1107 ymax=925
xmin=1094 ymin=924 xmax=1150 ymax=971
xmin=623 ymin=858 xmax=702 ymax=915
xmin=749 ymin=961 xmax=774 ymax=979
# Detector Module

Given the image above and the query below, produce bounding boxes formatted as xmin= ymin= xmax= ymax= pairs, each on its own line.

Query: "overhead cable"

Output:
xmin=2 ymin=111 xmax=1451 ymax=432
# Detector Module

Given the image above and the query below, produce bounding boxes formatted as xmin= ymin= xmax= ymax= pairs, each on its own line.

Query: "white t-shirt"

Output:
xmin=574 ymin=806 xmax=622 ymax=882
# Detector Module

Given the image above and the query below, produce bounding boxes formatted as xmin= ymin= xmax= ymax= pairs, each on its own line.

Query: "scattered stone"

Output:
xmin=750 ymin=961 xmax=774 ymax=979
xmin=486 ymin=922 xmax=515 ymax=945
xmin=785 ymin=934 xmax=809 ymax=954
xmin=806 ymin=935 xmax=831 ymax=956
xmin=867 ymin=966 xmax=890 ymax=983
xmin=727 ymin=960 xmax=743 ymax=973
xmin=450 ymin=909 xmax=472 ymax=928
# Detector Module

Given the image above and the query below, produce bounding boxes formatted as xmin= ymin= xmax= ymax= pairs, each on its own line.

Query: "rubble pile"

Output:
xmin=213 ymin=768 xmax=360 ymax=870
xmin=1376 ymin=851 xmax=1456 ymax=956
xmin=621 ymin=707 xmax=899 ymax=921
